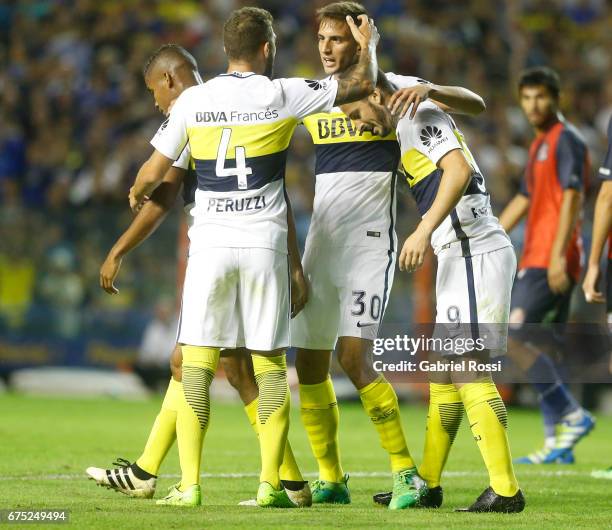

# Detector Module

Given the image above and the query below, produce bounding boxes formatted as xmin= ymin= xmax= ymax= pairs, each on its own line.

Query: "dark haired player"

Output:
xmin=341 ymin=71 xmax=525 ymax=513
xmin=499 ymin=67 xmax=594 ymax=464
xmin=292 ymin=1 xmax=486 ymax=509
xmin=85 ymin=45 xmax=312 ymax=506
xmin=129 ymin=7 xmax=381 ymax=507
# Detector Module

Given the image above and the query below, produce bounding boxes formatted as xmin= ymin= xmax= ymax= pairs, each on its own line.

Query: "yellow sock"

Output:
xmin=177 ymin=345 xmax=219 ymax=490
xmin=136 ymin=378 xmax=181 ymax=475
xmin=359 ymin=376 xmax=414 ymax=472
xmin=459 ymin=380 xmax=519 ymax=497
xmin=419 ymin=383 xmax=463 ymax=488
xmin=244 ymin=398 xmax=303 ymax=482
xmin=299 ymin=377 xmax=344 ymax=482
xmin=252 ymin=353 xmax=290 ymax=490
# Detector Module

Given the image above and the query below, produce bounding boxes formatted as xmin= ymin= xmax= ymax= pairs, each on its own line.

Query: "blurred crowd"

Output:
xmin=0 ymin=0 xmax=610 ymax=342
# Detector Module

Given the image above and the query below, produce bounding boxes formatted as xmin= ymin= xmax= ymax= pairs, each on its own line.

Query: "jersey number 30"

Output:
xmin=216 ymin=128 xmax=253 ymax=189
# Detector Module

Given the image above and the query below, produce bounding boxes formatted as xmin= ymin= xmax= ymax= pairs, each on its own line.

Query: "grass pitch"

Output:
xmin=0 ymin=392 xmax=611 ymax=529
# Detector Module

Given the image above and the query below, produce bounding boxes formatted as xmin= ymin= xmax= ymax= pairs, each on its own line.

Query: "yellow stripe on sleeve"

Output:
xmin=401 ymin=148 xmax=438 ymax=187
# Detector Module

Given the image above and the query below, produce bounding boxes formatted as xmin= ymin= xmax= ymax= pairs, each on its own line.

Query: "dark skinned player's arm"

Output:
xmin=100 ymin=166 xmax=184 ymax=294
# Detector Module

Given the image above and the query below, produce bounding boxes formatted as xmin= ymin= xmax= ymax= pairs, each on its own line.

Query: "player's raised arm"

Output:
xmin=334 ymin=15 xmax=379 ymax=105
xmin=388 ymin=82 xmax=486 ymax=119
xmin=101 ymin=166 xmax=185 ymax=294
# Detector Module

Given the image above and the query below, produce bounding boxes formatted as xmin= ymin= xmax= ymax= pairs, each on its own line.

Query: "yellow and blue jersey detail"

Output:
xmin=187 ymin=118 xmax=299 ymax=192
xmin=303 ymin=112 xmax=400 ymax=174
xmin=401 ymin=129 xmax=486 ymax=216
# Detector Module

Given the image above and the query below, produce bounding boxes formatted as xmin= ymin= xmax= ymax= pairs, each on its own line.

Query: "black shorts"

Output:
xmin=510 ymin=267 xmax=574 ymax=324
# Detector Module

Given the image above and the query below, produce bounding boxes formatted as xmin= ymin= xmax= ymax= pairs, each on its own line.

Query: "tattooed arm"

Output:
xmin=334 ymin=15 xmax=379 ymax=105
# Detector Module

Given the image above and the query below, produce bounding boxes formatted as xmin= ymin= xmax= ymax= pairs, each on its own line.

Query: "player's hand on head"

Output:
xmin=388 ymin=84 xmax=431 ymax=119
xmin=547 ymin=257 xmax=571 ymax=294
xmin=399 ymin=225 xmax=431 ymax=273
xmin=290 ymin=267 xmax=309 ymax=318
xmin=99 ymin=253 xmax=122 ymax=295
xmin=346 ymin=14 xmax=379 ymax=50
xmin=582 ymin=263 xmax=604 ymax=303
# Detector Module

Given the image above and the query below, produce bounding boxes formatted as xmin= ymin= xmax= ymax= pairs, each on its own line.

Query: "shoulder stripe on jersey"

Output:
xmin=314 ymin=140 xmax=400 ymax=174
xmin=194 ymin=149 xmax=288 ymax=192
xmin=449 ymin=209 xmax=479 ymax=340
xmin=303 ymin=112 xmax=396 ymax=144
xmin=409 ymin=169 xmax=442 ymax=216
xmin=402 ymin=148 xmax=437 ymax=185
xmin=187 ymin=118 xmax=297 ymax=160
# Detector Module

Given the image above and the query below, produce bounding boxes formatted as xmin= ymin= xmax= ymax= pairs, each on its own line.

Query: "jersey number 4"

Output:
xmin=216 ymin=128 xmax=253 ymax=189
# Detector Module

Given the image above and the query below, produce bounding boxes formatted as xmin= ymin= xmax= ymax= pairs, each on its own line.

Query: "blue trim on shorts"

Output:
xmin=381 ymin=170 xmax=397 ymax=320
xmin=450 ymin=209 xmax=479 ymax=339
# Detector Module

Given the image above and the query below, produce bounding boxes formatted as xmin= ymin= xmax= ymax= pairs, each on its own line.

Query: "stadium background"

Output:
xmin=0 ymin=0 xmax=610 ymax=402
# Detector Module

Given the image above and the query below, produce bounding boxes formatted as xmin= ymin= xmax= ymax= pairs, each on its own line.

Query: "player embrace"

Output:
xmin=126 ymin=7 xmax=380 ymax=508
xmin=342 ymin=72 xmax=525 ymax=512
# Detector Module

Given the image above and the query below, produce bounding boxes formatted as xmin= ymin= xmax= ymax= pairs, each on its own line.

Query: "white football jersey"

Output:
xmin=396 ymin=100 xmax=510 ymax=257
xmin=151 ymin=72 xmax=338 ymax=254
xmin=302 ymin=73 xmax=427 ymax=251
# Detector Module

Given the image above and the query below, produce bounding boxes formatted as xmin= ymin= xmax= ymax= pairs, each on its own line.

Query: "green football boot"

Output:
xmin=256 ymin=482 xmax=297 ymax=508
xmin=155 ymin=484 xmax=201 ymax=506
xmin=311 ymin=474 xmax=351 ymax=504
xmin=388 ymin=467 xmax=427 ymax=510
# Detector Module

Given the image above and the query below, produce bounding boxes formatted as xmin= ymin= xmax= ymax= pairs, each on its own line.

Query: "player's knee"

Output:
xmin=295 ymin=349 xmax=330 ymax=384
xmin=170 ymin=344 xmax=182 ymax=382
xmin=337 ymin=345 xmax=373 ymax=387
xmin=220 ymin=352 xmax=258 ymax=403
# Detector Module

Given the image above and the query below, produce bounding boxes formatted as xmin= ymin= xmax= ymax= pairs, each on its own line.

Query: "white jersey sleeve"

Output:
xmin=385 ymin=72 xmax=431 ymax=89
xmin=149 ymin=88 xmax=191 ymax=161
xmin=275 ymin=77 xmax=338 ymax=121
xmin=151 ymin=120 xmax=191 ymax=170
xmin=403 ymin=102 xmax=462 ymax=166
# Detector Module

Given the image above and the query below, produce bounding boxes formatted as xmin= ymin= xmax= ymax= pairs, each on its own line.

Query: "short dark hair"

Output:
xmin=518 ymin=66 xmax=561 ymax=99
xmin=143 ymin=44 xmax=197 ymax=77
xmin=316 ymin=1 xmax=368 ymax=24
xmin=223 ymin=7 xmax=274 ymax=61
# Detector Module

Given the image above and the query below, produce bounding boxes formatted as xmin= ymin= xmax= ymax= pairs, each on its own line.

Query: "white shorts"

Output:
xmin=177 ymin=248 xmax=290 ymax=351
xmin=434 ymin=246 xmax=516 ymax=357
xmin=291 ymin=245 xmax=395 ymax=350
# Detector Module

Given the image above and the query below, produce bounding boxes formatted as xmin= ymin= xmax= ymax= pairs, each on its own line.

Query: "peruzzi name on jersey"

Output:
xmin=397 ymin=101 xmax=510 ymax=258
xmin=302 ymin=73 xmax=423 ymax=250
xmin=151 ymin=73 xmax=338 ymax=254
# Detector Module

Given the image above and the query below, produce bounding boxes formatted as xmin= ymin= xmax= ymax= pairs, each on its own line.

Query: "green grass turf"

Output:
xmin=0 ymin=393 xmax=611 ymax=529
